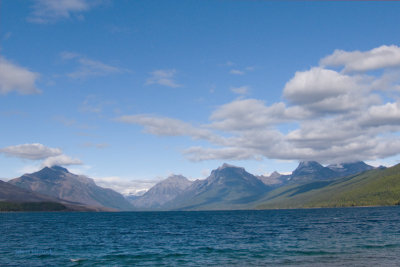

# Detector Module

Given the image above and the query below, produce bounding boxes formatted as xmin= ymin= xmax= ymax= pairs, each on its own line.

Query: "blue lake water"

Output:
xmin=1 ymin=207 xmax=400 ymax=266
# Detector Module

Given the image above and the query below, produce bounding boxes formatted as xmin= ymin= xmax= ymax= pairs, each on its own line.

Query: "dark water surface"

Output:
xmin=1 ymin=207 xmax=400 ymax=266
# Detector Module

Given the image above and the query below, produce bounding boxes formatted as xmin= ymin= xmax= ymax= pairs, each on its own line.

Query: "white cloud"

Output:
xmin=228 ymin=65 xmax=254 ymax=75
xmin=230 ymin=85 xmax=250 ymax=95
xmin=41 ymin=155 xmax=83 ymax=167
xmin=210 ymin=99 xmax=309 ymax=131
xmin=28 ymin=0 xmax=101 ymax=24
xmin=119 ymin=45 xmax=400 ymax=165
xmin=145 ymin=69 xmax=181 ymax=88
xmin=0 ymin=143 xmax=83 ymax=168
xmin=61 ymin=52 xmax=125 ymax=79
xmin=184 ymin=146 xmax=258 ymax=162
xmin=116 ymin=114 xmax=197 ymax=136
xmin=361 ymin=101 xmax=400 ymax=127
xmin=283 ymin=67 xmax=365 ymax=105
xmin=0 ymin=57 xmax=41 ymax=95
xmin=230 ymin=69 xmax=244 ymax=75
xmin=115 ymin=114 xmax=222 ymax=143
xmin=321 ymin=45 xmax=400 ymax=72
xmin=82 ymin=142 xmax=109 ymax=149
xmin=79 ymin=94 xmax=115 ymax=114
xmin=0 ymin=143 xmax=62 ymax=160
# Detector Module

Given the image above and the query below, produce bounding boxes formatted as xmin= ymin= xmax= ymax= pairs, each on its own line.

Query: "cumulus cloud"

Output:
xmin=28 ymin=0 xmax=101 ymax=23
xmin=61 ymin=52 xmax=125 ymax=79
xmin=146 ymin=69 xmax=181 ymax=88
xmin=118 ymin=45 xmax=400 ymax=165
xmin=0 ymin=143 xmax=62 ymax=160
xmin=0 ymin=57 xmax=41 ymax=95
xmin=321 ymin=45 xmax=400 ymax=72
xmin=283 ymin=67 xmax=366 ymax=105
xmin=360 ymin=101 xmax=400 ymax=127
xmin=210 ymin=99 xmax=309 ymax=131
xmin=0 ymin=143 xmax=83 ymax=167
xmin=41 ymin=155 xmax=83 ymax=167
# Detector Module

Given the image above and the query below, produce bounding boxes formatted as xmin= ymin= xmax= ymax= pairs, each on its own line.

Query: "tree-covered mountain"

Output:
xmin=256 ymin=163 xmax=400 ymax=209
xmin=8 ymin=166 xmax=133 ymax=211
xmin=259 ymin=161 xmax=374 ymax=186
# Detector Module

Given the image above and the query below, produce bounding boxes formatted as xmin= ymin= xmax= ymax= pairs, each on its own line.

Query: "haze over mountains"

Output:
xmin=130 ymin=175 xmax=192 ymax=209
xmin=1 ymin=160 xmax=398 ymax=211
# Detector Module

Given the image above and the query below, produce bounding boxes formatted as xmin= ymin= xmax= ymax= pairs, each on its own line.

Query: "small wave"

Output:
xmin=70 ymin=258 xmax=86 ymax=262
xmin=360 ymin=244 xmax=400 ymax=249
xmin=284 ymin=250 xmax=339 ymax=256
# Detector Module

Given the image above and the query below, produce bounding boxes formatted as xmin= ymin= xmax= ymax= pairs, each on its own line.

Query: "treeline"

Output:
xmin=0 ymin=201 xmax=67 ymax=211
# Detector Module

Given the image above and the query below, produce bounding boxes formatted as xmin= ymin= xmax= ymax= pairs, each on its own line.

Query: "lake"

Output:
xmin=2 ymin=207 xmax=400 ymax=266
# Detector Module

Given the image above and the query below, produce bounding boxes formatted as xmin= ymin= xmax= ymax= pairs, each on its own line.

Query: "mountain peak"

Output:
xmin=131 ymin=174 xmax=192 ymax=209
xmin=9 ymin=166 xmax=133 ymax=211
xmin=269 ymin=171 xmax=281 ymax=179
xmin=218 ymin=163 xmax=244 ymax=171
xmin=165 ymin=174 xmax=189 ymax=182
xmin=298 ymin=161 xmax=322 ymax=168
xmin=293 ymin=161 xmax=324 ymax=174
xmin=291 ymin=161 xmax=336 ymax=182
xmin=327 ymin=161 xmax=374 ymax=176
xmin=50 ymin=165 xmax=69 ymax=173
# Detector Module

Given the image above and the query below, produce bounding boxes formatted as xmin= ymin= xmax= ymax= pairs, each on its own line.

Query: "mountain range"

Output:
xmin=131 ymin=161 xmax=387 ymax=210
xmin=1 ymin=160 xmax=398 ymax=211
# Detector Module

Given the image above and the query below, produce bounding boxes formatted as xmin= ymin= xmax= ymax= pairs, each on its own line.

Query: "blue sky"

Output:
xmin=1 ymin=0 xmax=400 ymax=195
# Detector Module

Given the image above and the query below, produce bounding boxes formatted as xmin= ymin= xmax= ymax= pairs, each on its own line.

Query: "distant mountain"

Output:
xmin=165 ymin=164 xmax=270 ymax=210
xmin=257 ymin=163 xmax=400 ymax=209
xmin=131 ymin=175 xmax=192 ymax=209
xmin=290 ymin=161 xmax=338 ymax=182
xmin=0 ymin=180 xmax=106 ymax=211
xmin=327 ymin=161 xmax=374 ymax=177
xmin=288 ymin=161 xmax=374 ymax=183
xmin=257 ymin=171 xmax=290 ymax=186
xmin=8 ymin=166 xmax=133 ymax=211
xmin=125 ymin=194 xmax=141 ymax=202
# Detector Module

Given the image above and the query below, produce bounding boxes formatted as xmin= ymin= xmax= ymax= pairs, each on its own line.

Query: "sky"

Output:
xmin=1 ymin=0 xmax=400 ymax=195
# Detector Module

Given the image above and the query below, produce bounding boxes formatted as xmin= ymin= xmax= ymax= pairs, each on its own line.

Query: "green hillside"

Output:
xmin=257 ymin=164 xmax=400 ymax=209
